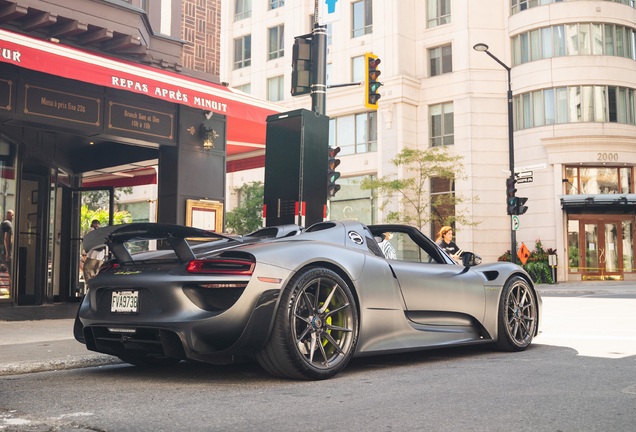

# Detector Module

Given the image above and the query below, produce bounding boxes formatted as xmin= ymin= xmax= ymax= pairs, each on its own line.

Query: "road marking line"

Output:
xmin=539 ymin=334 xmax=636 ymax=341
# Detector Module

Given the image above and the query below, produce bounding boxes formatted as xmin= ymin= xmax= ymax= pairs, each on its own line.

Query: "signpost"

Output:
xmin=319 ymin=0 xmax=341 ymax=24
xmin=512 ymin=215 xmax=520 ymax=231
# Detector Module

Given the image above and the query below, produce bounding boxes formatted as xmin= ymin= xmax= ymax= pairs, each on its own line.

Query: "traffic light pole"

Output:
xmin=311 ymin=2 xmax=327 ymax=116
xmin=474 ymin=44 xmax=517 ymax=265
xmin=506 ymin=69 xmax=517 ymax=265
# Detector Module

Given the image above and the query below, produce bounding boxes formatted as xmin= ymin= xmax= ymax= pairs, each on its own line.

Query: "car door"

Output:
xmin=383 ymin=231 xmax=486 ymax=324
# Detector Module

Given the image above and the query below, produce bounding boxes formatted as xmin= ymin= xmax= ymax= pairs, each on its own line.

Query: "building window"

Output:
xmin=428 ymin=0 xmax=451 ymax=28
xmin=512 ymin=0 xmax=636 ymax=16
xmin=430 ymin=177 xmax=455 ymax=239
xmin=235 ymin=0 xmax=252 ymax=21
xmin=564 ymin=166 xmax=633 ymax=195
xmin=512 ymin=23 xmax=636 ymax=66
xmin=429 ymin=44 xmax=452 ymax=76
xmin=329 ymin=112 xmax=377 ymax=155
xmin=352 ymin=55 xmax=365 ymax=82
xmin=159 ymin=0 xmax=172 ymax=36
xmin=326 ymin=63 xmax=333 ymax=86
xmin=514 ymin=86 xmax=636 ymax=129
xmin=268 ymin=25 xmax=284 ymax=60
xmin=430 ymin=102 xmax=454 ymax=147
xmin=269 ymin=0 xmax=284 ymax=10
xmin=234 ymin=83 xmax=251 ymax=94
xmin=352 ymin=0 xmax=373 ymax=38
xmin=234 ymin=35 xmax=251 ymax=69
xmin=329 ymin=176 xmax=377 ymax=225
xmin=267 ymin=75 xmax=284 ymax=102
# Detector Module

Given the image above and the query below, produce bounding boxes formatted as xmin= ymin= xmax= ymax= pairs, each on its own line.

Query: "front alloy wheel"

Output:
xmin=496 ymin=276 xmax=537 ymax=351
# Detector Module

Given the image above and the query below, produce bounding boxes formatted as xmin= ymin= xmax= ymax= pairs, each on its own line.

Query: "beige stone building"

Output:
xmin=221 ymin=0 xmax=636 ymax=282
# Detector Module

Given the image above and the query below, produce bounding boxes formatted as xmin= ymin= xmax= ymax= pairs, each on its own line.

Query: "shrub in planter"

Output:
xmin=497 ymin=239 xmax=556 ymax=284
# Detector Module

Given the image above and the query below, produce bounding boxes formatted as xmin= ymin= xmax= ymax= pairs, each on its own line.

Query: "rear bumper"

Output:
xmin=75 ymin=288 xmax=281 ymax=364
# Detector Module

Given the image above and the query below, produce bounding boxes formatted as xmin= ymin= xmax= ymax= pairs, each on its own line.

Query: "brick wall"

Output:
xmin=181 ymin=0 xmax=221 ymax=76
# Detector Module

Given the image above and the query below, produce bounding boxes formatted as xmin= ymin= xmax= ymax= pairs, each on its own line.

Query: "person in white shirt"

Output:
xmin=83 ymin=219 xmax=105 ymax=281
xmin=378 ymin=232 xmax=396 ymax=260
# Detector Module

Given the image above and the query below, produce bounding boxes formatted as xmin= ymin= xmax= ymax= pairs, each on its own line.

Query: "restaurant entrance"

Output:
xmin=568 ymin=215 xmax=635 ymax=280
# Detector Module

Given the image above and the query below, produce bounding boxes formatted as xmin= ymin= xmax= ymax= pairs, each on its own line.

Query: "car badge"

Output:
xmin=348 ymin=231 xmax=364 ymax=245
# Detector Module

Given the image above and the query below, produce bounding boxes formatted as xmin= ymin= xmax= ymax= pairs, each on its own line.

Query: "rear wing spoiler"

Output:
xmin=83 ymin=223 xmax=240 ymax=264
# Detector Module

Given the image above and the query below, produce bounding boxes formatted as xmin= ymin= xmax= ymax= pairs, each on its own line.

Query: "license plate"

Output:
xmin=111 ymin=291 xmax=139 ymax=313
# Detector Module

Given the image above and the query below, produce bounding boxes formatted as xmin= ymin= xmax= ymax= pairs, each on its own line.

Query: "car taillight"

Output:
xmin=97 ymin=262 xmax=120 ymax=275
xmin=186 ymin=258 xmax=255 ymax=275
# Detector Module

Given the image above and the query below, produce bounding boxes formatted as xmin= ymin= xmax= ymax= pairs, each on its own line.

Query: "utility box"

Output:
xmin=264 ymin=109 xmax=329 ymax=227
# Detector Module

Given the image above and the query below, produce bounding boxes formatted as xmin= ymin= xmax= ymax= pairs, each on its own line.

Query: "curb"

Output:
xmin=0 ymin=355 xmax=123 ymax=376
xmin=537 ymin=289 xmax=636 ymax=295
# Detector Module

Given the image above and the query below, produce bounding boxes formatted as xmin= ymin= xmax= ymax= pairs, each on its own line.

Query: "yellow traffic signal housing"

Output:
xmin=365 ymin=53 xmax=382 ymax=109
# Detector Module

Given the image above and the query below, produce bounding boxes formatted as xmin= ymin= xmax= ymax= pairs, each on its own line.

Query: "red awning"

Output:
xmin=82 ymin=167 xmax=157 ymax=188
xmin=0 ymin=29 xmax=279 ymax=158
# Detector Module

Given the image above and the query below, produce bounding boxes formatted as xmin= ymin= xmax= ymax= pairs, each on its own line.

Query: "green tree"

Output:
xmin=82 ymin=187 xmax=133 ymax=212
xmin=81 ymin=206 xmax=132 ymax=236
xmin=358 ymin=146 xmax=479 ymax=231
xmin=225 ymin=181 xmax=264 ymax=235
xmin=81 ymin=187 xmax=134 ymax=235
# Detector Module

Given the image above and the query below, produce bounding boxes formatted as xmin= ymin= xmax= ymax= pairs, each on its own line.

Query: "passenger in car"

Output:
xmin=378 ymin=232 xmax=396 ymax=260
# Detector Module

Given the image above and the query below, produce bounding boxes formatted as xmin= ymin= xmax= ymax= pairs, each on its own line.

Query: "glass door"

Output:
xmin=583 ymin=223 xmax=601 ymax=279
xmin=17 ymin=175 xmax=45 ymax=305
xmin=570 ymin=215 xmax=635 ymax=281
xmin=54 ymin=186 xmax=113 ymax=300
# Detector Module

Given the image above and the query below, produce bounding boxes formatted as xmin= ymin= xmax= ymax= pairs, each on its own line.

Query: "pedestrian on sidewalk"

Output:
xmin=1 ymin=209 xmax=13 ymax=267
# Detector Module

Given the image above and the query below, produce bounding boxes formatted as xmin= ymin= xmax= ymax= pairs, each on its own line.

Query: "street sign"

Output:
xmin=518 ymin=242 xmax=530 ymax=265
xmin=512 ymin=215 xmax=520 ymax=231
xmin=319 ymin=0 xmax=341 ymax=24
xmin=515 ymin=163 xmax=546 ymax=173
xmin=516 ymin=170 xmax=533 ymax=178
xmin=517 ymin=176 xmax=533 ymax=184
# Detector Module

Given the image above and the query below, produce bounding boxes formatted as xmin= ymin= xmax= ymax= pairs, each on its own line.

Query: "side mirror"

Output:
xmin=462 ymin=252 xmax=482 ymax=267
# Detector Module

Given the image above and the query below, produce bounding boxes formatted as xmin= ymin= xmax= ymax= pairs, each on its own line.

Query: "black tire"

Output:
xmin=496 ymin=276 xmax=538 ymax=351
xmin=256 ymin=267 xmax=359 ymax=380
xmin=117 ymin=355 xmax=182 ymax=368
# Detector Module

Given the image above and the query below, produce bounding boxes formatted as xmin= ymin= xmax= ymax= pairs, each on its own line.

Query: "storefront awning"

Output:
xmin=82 ymin=167 xmax=157 ymax=188
xmin=560 ymin=194 xmax=636 ymax=211
xmin=0 ymin=29 xmax=280 ymax=158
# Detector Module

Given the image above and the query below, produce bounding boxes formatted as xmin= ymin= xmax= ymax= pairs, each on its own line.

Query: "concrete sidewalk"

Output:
xmin=0 ymin=319 xmax=122 ymax=376
xmin=1 ymin=281 xmax=635 ymax=377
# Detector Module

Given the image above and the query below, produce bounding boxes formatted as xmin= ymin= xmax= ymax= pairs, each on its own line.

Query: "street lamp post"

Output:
xmin=473 ymin=43 xmax=517 ymax=265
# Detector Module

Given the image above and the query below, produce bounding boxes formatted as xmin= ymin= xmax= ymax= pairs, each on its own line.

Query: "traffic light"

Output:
xmin=365 ymin=53 xmax=382 ymax=109
xmin=292 ymin=36 xmax=312 ymax=97
xmin=515 ymin=197 xmax=529 ymax=215
xmin=506 ymin=177 xmax=517 ymax=215
xmin=328 ymin=146 xmax=341 ymax=197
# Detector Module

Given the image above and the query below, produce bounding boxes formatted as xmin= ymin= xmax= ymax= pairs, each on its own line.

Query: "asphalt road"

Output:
xmin=1 ymin=294 xmax=635 ymax=432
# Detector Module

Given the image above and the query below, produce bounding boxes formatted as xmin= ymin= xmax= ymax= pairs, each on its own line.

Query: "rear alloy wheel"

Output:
xmin=256 ymin=267 xmax=359 ymax=380
xmin=117 ymin=355 xmax=181 ymax=368
xmin=496 ymin=276 xmax=537 ymax=351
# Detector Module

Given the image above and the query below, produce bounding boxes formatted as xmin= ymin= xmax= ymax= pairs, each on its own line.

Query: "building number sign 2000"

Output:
xmin=598 ymin=153 xmax=619 ymax=161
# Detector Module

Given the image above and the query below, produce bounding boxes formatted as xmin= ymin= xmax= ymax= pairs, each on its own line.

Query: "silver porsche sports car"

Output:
xmin=74 ymin=220 xmax=541 ymax=380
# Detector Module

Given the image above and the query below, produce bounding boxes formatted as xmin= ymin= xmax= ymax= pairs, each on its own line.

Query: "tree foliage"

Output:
xmin=81 ymin=206 xmax=132 ymax=236
xmin=358 ymin=146 xmax=479 ymax=231
xmin=225 ymin=181 xmax=264 ymax=235
xmin=81 ymin=188 xmax=133 ymax=236
xmin=82 ymin=187 xmax=133 ymax=212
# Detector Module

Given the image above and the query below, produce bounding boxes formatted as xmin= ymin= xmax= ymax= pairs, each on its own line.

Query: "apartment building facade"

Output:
xmin=222 ymin=0 xmax=636 ymax=282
